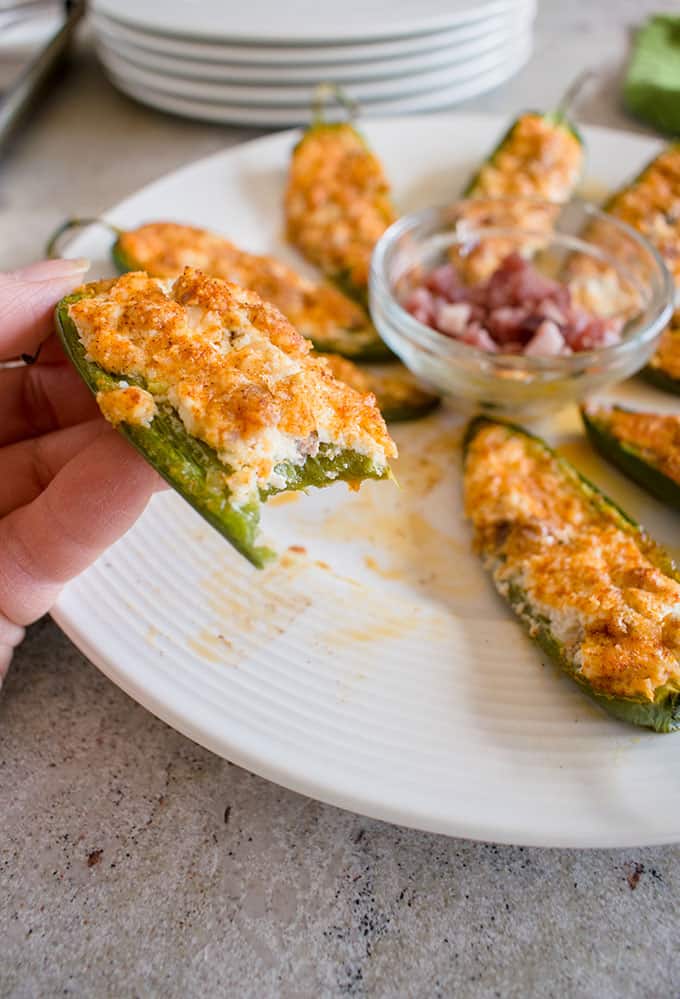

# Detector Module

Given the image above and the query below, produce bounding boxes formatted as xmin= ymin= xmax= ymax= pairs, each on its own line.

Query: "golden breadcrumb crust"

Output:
xmin=588 ymin=405 xmax=680 ymax=486
xmin=464 ymin=423 xmax=680 ymax=700
xmin=470 ymin=114 xmax=583 ymax=201
xmin=284 ymin=124 xmax=396 ymax=291
xmin=608 ymin=146 xmax=680 ymax=285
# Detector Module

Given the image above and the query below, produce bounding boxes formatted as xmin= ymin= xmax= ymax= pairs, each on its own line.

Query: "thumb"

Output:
xmin=0 ymin=258 xmax=90 ymax=361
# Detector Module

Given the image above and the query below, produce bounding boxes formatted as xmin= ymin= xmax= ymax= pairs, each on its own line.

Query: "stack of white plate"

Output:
xmin=91 ymin=0 xmax=536 ymax=128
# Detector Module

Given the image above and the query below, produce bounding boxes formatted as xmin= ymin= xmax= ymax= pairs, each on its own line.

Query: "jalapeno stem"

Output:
xmin=553 ymin=69 xmax=597 ymax=121
xmin=46 ymin=217 xmax=123 ymax=259
xmin=311 ymin=82 xmax=360 ymax=124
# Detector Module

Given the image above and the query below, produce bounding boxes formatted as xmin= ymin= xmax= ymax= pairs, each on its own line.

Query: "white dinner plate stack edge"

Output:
xmin=90 ymin=0 xmax=536 ymax=126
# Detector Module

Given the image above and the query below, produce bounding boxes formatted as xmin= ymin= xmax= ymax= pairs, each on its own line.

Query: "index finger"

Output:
xmin=0 ymin=259 xmax=89 ymax=361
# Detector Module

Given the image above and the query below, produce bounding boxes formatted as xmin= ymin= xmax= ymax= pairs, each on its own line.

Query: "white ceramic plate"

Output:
xmin=92 ymin=0 xmax=531 ymax=44
xmin=91 ymin=5 xmax=535 ymax=65
xmin=95 ymin=16 xmax=532 ymax=85
xmin=52 ymin=116 xmax=680 ymax=849
xmin=97 ymin=35 xmax=529 ymax=106
xmin=102 ymin=46 xmax=532 ymax=127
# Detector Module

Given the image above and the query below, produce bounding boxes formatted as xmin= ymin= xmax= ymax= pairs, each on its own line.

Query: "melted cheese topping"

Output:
xmin=464 ymin=424 xmax=680 ymax=700
xmin=471 ymin=114 xmax=583 ymax=202
xmin=608 ymin=146 xmax=680 ymax=285
xmin=97 ymin=384 xmax=157 ymax=427
xmin=117 ymin=222 xmax=373 ymax=347
xmin=589 ymin=405 xmax=680 ymax=485
xmin=69 ymin=269 xmax=396 ymax=504
xmin=284 ymin=123 xmax=396 ymax=291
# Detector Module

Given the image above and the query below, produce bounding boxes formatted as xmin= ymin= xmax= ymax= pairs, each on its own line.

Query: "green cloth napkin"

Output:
xmin=625 ymin=14 xmax=680 ymax=134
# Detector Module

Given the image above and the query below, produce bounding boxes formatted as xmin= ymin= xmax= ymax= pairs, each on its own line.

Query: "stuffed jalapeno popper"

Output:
xmin=582 ymin=403 xmax=680 ymax=511
xmin=604 ymin=144 xmax=680 ymax=392
xmin=55 ymin=268 xmax=396 ymax=567
xmin=464 ymin=416 xmax=680 ymax=732
xmin=284 ymin=89 xmax=397 ymax=308
xmin=456 ymin=83 xmax=586 ymax=283
xmin=49 ymin=219 xmax=388 ymax=362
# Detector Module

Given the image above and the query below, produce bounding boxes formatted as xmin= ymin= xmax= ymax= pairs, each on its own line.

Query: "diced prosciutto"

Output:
xmin=401 ymin=251 xmax=624 ymax=357
xmin=525 ymin=320 xmax=565 ymax=357
xmin=435 ymin=302 xmax=471 ymax=337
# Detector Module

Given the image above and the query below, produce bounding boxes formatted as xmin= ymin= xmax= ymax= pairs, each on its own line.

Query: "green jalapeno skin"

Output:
xmin=581 ymin=405 xmax=680 ymax=512
xmin=366 ymin=370 xmax=440 ymax=423
xmin=318 ymin=332 xmax=393 ymax=363
xmin=55 ymin=288 xmax=391 ymax=568
xmin=320 ymin=355 xmax=440 ymax=423
xmin=464 ymin=415 xmax=680 ymax=732
xmin=378 ymin=394 xmax=440 ymax=424
xmin=642 ymin=363 xmax=680 ymax=396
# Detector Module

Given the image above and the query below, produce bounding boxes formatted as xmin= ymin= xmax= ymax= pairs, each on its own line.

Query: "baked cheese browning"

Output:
xmin=469 ymin=113 xmax=584 ymax=202
xmin=585 ymin=404 xmax=680 ymax=485
xmin=115 ymin=222 xmax=377 ymax=349
xmin=649 ymin=311 xmax=680 ymax=380
xmin=607 ymin=145 xmax=680 ymax=285
xmin=284 ymin=123 xmax=397 ymax=293
xmin=68 ymin=269 xmax=396 ymax=505
xmin=97 ymin=384 xmax=157 ymax=427
xmin=464 ymin=423 xmax=680 ymax=701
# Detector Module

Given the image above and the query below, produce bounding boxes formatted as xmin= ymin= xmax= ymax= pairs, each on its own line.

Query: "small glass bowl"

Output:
xmin=369 ymin=198 xmax=674 ymax=418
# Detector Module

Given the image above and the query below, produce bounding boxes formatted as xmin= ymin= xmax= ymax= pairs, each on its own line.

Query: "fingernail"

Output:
xmin=14 ymin=258 xmax=90 ymax=282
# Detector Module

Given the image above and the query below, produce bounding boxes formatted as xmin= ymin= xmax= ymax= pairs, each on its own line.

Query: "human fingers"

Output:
xmin=0 ymin=339 xmax=99 ymax=446
xmin=0 ymin=429 xmax=160 ymax=627
xmin=0 ymin=617 xmax=25 ymax=687
xmin=0 ymin=419 xmax=108 ymax=517
xmin=0 ymin=259 xmax=89 ymax=361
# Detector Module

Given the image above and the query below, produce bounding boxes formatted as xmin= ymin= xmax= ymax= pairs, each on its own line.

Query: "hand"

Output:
xmin=0 ymin=260 xmax=162 ymax=683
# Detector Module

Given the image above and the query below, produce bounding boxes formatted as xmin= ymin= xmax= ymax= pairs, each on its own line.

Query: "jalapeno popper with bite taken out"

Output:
xmin=55 ymin=269 xmax=397 ymax=567
xmin=464 ymin=416 xmax=680 ymax=732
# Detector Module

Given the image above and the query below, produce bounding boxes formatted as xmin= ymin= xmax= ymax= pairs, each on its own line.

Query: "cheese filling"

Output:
xmin=68 ymin=269 xmax=396 ymax=505
xmin=464 ymin=424 xmax=680 ymax=700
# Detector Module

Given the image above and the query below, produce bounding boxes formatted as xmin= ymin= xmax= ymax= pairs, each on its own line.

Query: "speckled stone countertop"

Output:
xmin=2 ymin=3 xmax=679 ymax=996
